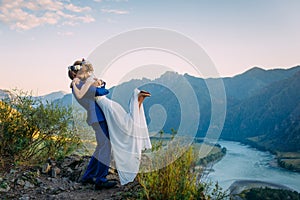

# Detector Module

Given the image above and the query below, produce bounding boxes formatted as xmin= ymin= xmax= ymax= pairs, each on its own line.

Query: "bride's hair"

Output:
xmin=73 ymin=59 xmax=94 ymax=73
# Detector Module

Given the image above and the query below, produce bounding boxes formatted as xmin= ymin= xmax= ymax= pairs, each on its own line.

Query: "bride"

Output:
xmin=71 ymin=60 xmax=152 ymax=185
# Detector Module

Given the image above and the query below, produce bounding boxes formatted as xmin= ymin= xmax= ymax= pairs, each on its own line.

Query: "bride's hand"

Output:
xmin=93 ymin=78 xmax=103 ymax=87
xmin=72 ymin=77 xmax=80 ymax=85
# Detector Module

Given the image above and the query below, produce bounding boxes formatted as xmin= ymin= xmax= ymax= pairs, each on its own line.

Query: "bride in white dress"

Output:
xmin=71 ymin=61 xmax=152 ymax=185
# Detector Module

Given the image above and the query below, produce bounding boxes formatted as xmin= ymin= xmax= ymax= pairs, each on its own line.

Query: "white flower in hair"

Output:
xmin=74 ymin=65 xmax=81 ymax=71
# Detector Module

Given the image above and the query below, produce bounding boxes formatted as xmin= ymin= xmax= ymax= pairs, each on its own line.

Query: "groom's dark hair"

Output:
xmin=68 ymin=70 xmax=77 ymax=80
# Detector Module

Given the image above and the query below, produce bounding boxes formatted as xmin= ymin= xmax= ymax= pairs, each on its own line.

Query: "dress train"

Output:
xmin=95 ymin=88 xmax=152 ymax=185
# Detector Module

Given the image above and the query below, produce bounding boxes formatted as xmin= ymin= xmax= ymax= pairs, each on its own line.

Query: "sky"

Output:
xmin=0 ymin=0 xmax=299 ymax=95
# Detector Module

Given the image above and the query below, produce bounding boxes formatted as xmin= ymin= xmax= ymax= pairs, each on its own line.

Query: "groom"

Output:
xmin=68 ymin=62 xmax=117 ymax=190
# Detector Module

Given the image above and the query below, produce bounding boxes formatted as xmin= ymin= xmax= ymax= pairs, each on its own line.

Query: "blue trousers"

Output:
xmin=81 ymin=121 xmax=111 ymax=184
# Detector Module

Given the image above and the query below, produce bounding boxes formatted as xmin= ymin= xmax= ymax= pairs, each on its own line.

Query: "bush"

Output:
xmin=138 ymin=145 xmax=201 ymax=199
xmin=138 ymin=138 xmax=228 ymax=200
xmin=0 ymin=90 xmax=81 ymax=167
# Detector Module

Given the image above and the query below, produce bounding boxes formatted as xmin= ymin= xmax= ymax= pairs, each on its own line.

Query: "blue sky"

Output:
xmin=0 ymin=0 xmax=299 ymax=95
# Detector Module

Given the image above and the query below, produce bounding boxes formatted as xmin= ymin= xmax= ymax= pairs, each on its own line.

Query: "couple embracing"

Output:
xmin=67 ymin=59 xmax=152 ymax=190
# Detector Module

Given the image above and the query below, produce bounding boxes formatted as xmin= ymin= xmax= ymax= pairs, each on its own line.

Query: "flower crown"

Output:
xmin=68 ymin=59 xmax=91 ymax=72
xmin=68 ymin=64 xmax=82 ymax=71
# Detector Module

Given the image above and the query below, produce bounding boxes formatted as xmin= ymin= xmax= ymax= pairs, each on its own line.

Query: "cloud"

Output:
xmin=0 ymin=0 xmax=95 ymax=31
xmin=65 ymin=3 xmax=91 ymax=13
xmin=101 ymin=8 xmax=129 ymax=15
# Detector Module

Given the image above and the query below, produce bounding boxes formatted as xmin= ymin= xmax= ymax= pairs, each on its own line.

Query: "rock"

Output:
xmin=0 ymin=181 xmax=10 ymax=192
xmin=60 ymin=154 xmax=81 ymax=168
xmin=51 ymin=167 xmax=60 ymax=178
xmin=19 ymin=194 xmax=30 ymax=200
xmin=72 ymin=182 xmax=81 ymax=190
xmin=24 ymin=181 xmax=35 ymax=189
xmin=50 ymin=178 xmax=58 ymax=185
xmin=66 ymin=167 xmax=73 ymax=173
xmin=17 ymin=178 xmax=26 ymax=186
xmin=36 ymin=169 xmax=40 ymax=177
xmin=49 ymin=158 xmax=57 ymax=167
xmin=10 ymin=169 xmax=17 ymax=174
xmin=42 ymin=163 xmax=51 ymax=174
xmin=35 ymin=178 xmax=42 ymax=185
xmin=46 ymin=194 xmax=58 ymax=200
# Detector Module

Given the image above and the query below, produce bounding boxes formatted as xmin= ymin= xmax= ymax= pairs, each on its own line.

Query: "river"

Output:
xmin=205 ymin=140 xmax=300 ymax=192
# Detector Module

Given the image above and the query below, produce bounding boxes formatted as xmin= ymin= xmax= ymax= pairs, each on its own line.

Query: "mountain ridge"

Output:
xmin=2 ymin=65 xmax=300 ymax=152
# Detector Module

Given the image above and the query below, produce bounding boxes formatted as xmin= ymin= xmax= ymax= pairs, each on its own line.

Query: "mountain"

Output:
xmin=0 ymin=89 xmax=68 ymax=104
xmin=223 ymin=65 xmax=300 ymax=101
xmin=53 ymin=93 xmax=73 ymax=107
xmin=222 ymin=69 xmax=300 ymax=145
xmin=0 ymin=89 xmax=11 ymax=99
xmin=105 ymin=66 xmax=300 ymax=147
xmin=222 ymin=71 xmax=300 ymax=151
xmin=34 ymin=91 xmax=68 ymax=104
xmin=26 ymin=65 xmax=300 ymax=152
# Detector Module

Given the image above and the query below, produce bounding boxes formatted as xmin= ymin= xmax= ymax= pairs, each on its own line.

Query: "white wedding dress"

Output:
xmin=95 ymin=89 xmax=152 ymax=185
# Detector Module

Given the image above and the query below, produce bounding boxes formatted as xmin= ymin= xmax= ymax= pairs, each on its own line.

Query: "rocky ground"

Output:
xmin=0 ymin=155 xmax=142 ymax=200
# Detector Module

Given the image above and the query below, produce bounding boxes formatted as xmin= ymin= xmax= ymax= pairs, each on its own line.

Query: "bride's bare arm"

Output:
xmin=72 ymin=78 xmax=94 ymax=99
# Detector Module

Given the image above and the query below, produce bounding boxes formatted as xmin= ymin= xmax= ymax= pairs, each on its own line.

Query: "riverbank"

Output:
xmin=276 ymin=152 xmax=300 ymax=172
xmin=229 ymin=180 xmax=294 ymax=195
xmin=229 ymin=180 xmax=300 ymax=200
xmin=194 ymin=143 xmax=226 ymax=168
xmin=206 ymin=140 xmax=300 ymax=194
xmin=243 ymin=138 xmax=300 ymax=172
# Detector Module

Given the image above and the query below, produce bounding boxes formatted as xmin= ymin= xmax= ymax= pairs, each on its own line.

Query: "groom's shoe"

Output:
xmin=80 ymin=178 xmax=95 ymax=185
xmin=95 ymin=180 xmax=118 ymax=190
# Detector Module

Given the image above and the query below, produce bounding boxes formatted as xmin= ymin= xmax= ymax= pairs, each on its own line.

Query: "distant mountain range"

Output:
xmin=222 ymin=67 xmax=300 ymax=152
xmin=0 ymin=89 xmax=67 ymax=103
xmin=0 ymin=89 xmax=11 ymax=99
xmin=2 ymin=65 xmax=300 ymax=152
xmin=106 ymin=65 xmax=300 ymax=152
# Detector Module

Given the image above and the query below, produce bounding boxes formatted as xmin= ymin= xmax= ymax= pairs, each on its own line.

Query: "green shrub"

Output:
xmin=138 ymin=145 xmax=200 ymax=199
xmin=0 ymin=90 xmax=81 ymax=167
xmin=138 ymin=138 xmax=228 ymax=200
xmin=137 ymin=130 xmax=229 ymax=200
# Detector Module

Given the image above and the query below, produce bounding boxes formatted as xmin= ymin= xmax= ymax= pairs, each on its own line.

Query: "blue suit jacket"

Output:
xmin=72 ymin=83 xmax=108 ymax=125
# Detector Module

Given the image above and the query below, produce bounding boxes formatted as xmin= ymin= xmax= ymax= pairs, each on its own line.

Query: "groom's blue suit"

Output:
xmin=73 ymin=83 xmax=111 ymax=184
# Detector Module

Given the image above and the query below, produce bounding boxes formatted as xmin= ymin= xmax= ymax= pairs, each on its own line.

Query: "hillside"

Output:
xmin=222 ymin=70 xmax=300 ymax=151
xmin=31 ymin=65 xmax=300 ymax=153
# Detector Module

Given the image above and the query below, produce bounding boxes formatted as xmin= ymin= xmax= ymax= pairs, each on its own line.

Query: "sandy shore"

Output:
xmin=229 ymin=179 xmax=295 ymax=195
